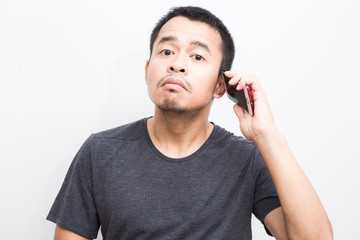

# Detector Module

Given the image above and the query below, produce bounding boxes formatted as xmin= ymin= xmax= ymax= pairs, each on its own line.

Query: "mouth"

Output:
xmin=161 ymin=77 xmax=187 ymax=91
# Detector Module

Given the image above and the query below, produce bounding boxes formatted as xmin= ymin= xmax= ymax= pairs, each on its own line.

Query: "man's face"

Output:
xmin=145 ymin=16 xmax=224 ymax=114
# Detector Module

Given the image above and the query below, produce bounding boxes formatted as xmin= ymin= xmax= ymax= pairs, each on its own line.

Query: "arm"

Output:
xmin=54 ymin=225 xmax=90 ymax=240
xmin=254 ymin=125 xmax=332 ymax=239
xmin=224 ymin=71 xmax=333 ymax=239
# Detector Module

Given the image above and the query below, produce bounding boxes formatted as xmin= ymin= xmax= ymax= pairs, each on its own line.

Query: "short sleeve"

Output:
xmin=46 ymin=135 xmax=100 ymax=239
xmin=251 ymin=147 xmax=281 ymax=235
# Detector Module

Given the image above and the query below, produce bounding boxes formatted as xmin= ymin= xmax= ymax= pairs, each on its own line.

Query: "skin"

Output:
xmin=145 ymin=16 xmax=225 ymax=158
xmin=54 ymin=16 xmax=333 ymax=239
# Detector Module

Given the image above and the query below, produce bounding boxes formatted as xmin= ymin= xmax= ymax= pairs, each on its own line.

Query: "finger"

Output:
xmin=241 ymin=74 xmax=262 ymax=92
xmin=236 ymin=79 xmax=246 ymax=90
xmin=225 ymin=71 xmax=262 ymax=92
xmin=228 ymin=75 xmax=246 ymax=91
xmin=224 ymin=71 xmax=244 ymax=85
xmin=228 ymin=74 xmax=242 ymax=86
xmin=223 ymin=70 xmax=238 ymax=78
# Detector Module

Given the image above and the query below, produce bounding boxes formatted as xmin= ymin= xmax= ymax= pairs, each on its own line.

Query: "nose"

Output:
xmin=169 ymin=66 xmax=186 ymax=73
xmin=168 ymin=56 xmax=187 ymax=74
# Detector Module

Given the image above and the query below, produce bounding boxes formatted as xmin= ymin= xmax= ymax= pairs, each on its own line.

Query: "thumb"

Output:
xmin=233 ymin=104 xmax=246 ymax=121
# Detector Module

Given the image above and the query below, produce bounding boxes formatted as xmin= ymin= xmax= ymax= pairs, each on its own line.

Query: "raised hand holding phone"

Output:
xmin=223 ymin=70 xmax=277 ymax=141
xmin=223 ymin=72 xmax=254 ymax=116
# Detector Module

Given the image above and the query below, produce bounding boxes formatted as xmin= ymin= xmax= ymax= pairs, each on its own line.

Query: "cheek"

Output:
xmin=146 ymin=65 xmax=160 ymax=86
xmin=192 ymin=67 xmax=219 ymax=88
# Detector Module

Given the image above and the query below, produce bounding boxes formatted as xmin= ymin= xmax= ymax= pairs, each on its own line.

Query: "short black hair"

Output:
xmin=149 ymin=6 xmax=235 ymax=71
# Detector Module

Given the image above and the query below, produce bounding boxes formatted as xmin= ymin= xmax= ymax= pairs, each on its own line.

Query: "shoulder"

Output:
xmin=91 ymin=118 xmax=148 ymax=142
xmin=205 ymin=123 xmax=261 ymax=169
xmin=211 ymin=123 xmax=257 ymax=152
xmin=80 ymin=118 xmax=148 ymax=153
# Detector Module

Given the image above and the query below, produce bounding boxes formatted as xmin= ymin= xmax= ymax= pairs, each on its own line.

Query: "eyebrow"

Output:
xmin=157 ymin=35 xmax=212 ymax=55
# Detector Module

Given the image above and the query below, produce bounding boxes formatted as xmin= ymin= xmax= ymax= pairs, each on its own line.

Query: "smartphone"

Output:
xmin=223 ymin=72 xmax=254 ymax=116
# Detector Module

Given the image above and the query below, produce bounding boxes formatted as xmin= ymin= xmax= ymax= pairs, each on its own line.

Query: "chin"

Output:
xmin=157 ymin=99 xmax=187 ymax=114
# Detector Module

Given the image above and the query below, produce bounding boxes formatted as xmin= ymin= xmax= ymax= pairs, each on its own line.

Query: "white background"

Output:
xmin=1 ymin=0 xmax=359 ymax=239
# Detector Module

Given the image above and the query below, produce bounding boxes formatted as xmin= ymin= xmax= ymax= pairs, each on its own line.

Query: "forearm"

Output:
xmin=254 ymin=129 xmax=333 ymax=239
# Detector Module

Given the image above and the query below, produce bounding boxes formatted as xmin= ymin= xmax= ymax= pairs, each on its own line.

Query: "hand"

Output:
xmin=224 ymin=70 xmax=278 ymax=141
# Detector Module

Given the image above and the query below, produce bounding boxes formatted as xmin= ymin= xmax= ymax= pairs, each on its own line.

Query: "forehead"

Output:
xmin=155 ymin=16 xmax=222 ymax=51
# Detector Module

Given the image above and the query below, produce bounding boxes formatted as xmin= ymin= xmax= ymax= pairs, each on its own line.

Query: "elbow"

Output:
xmin=312 ymin=225 xmax=334 ymax=240
xmin=321 ymin=221 xmax=334 ymax=240
xmin=315 ymin=218 xmax=333 ymax=240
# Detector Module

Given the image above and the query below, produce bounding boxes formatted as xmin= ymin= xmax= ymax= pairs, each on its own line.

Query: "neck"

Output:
xmin=147 ymin=106 xmax=214 ymax=158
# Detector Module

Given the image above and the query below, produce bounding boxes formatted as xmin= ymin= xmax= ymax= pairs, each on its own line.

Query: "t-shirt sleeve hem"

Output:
xmin=256 ymin=197 xmax=281 ymax=223
xmin=254 ymin=197 xmax=281 ymax=237
xmin=46 ymin=215 xmax=98 ymax=240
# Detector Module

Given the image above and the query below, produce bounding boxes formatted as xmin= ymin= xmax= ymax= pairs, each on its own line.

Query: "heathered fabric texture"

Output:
xmin=47 ymin=118 xmax=280 ymax=239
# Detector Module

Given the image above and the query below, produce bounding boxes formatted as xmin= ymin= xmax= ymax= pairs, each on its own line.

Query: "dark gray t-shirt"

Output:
xmin=47 ymin=118 xmax=280 ymax=239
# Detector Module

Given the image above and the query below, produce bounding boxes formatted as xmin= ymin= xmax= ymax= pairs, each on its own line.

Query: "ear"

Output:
xmin=213 ymin=74 xmax=226 ymax=99
xmin=145 ymin=60 xmax=150 ymax=85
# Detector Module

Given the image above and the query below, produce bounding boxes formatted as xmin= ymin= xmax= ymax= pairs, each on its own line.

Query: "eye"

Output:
xmin=192 ymin=54 xmax=205 ymax=61
xmin=160 ymin=49 xmax=173 ymax=56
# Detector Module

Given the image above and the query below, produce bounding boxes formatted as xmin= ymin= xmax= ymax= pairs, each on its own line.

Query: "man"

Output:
xmin=47 ymin=6 xmax=333 ymax=240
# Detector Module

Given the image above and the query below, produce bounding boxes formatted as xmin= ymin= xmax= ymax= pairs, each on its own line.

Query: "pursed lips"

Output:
xmin=160 ymin=77 xmax=188 ymax=91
